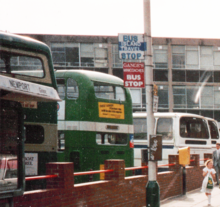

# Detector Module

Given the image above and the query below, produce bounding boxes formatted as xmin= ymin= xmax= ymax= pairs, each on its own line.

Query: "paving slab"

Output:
xmin=160 ymin=185 xmax=220 ymax=207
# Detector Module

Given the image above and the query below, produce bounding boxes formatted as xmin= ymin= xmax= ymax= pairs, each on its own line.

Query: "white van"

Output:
xmin=0 ymin=157 xmax=18 ymax=191
xmin=133 ymin=112 xmax=219 ymax=166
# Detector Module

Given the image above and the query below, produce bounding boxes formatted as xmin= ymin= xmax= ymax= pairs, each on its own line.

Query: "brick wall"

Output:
xmin=12 ymin=154 xmax=206 ymax=207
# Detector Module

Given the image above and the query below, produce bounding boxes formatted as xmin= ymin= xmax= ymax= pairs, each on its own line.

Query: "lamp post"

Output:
xmin=143 ymin=0 xmax=160 ymax=206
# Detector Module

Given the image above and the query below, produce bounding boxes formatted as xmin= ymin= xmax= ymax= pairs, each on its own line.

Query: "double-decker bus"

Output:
xmin=56 ymin=70 xmax=134 ymax=182
xmin=0 ymin=32 xmax=60 ymax=191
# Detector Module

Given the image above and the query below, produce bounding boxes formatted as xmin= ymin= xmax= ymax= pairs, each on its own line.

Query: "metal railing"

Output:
xmin=25 ymin=158 xmax=210 ymax=181
xmin=25 ymin=174 xmax=58 ymax=181
xmin=74 ymin=169 xmax=113 ymax=176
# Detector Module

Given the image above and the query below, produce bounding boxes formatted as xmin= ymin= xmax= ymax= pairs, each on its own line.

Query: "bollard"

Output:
xmin=146 ymin=180 xmax=160 ymax=207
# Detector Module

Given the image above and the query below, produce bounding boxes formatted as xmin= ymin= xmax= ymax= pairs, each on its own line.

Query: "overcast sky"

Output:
xmin=1 ymin=0 xmax=220 ymax=38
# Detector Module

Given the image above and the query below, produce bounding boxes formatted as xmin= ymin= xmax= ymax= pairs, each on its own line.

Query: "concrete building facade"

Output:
xmin=20 ymin=34 xmax=220 ymax=122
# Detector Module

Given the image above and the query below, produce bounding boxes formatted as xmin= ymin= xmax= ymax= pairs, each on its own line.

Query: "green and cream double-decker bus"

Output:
xmin=0 ymin=32 xmax=60 ymax=191
xmin=56 ymin=70 xmax=134 ymax=182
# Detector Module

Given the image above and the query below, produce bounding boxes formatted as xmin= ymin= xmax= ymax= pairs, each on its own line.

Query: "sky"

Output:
xmin=1 ymin=0 xmax=220 ymax=39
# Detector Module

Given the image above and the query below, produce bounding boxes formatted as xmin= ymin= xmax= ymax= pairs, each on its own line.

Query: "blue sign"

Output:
xmin=118 ymin=34 xmax=147 ymax=60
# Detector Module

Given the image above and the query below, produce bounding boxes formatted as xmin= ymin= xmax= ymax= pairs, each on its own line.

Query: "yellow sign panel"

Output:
xmin=179 ymin=147 xmax=190 ymax=166
xmin=100 ymin=164 xmax=105 ymax=180
xmin=20 ymin=101 xmax=38 ymax=109
xmin=98 ymin=102 xmax=124 ymax=119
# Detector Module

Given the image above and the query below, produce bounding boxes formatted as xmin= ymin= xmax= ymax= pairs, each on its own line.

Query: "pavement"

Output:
xmin=160 ymin=184 xmax=220 ymax=207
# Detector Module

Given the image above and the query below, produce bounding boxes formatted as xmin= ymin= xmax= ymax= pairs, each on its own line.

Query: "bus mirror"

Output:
xmin=178 ymin=147 xmax=190 ymax=166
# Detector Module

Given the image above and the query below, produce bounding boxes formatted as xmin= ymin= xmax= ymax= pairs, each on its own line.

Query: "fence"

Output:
xmin=3 ymin=153 xmax=213 ymax=206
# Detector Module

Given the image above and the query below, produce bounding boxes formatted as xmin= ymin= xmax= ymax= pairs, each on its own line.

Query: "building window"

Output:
xmin=214 ymin=50 xmax=220 ymax=66
xmin=51 ymin=43 xmax=79 ymax=67
xmin=186 ymin=70 xmax=200 ymax=82
xmin=153 ymin=45 xmax=168 ymax=69
xmin=112 ymin=44 xmax=123 ymax=68
xmin=130 ymin=89 xmax=142 ymax=108
xmin=214 ymin=86 xmax=220 ymax=109
xmin=173 ymin=85 xmax=220 ymax=109
xmin=158 ymin=85 xmax=169 ymax=109
xmin=214 ymin=71 xmax=220 ymax=82
xmin=113 ymin=68 xmax=123 ymax=79
xmin=186 ymin=46 xmax=199 ymax=69
xmin=130 ymin=88 xmax=146 ymax=110
xmin=172 ymin=70 xmax=186 ymax=82
xmin=186 ymin=86 xmax=200 ymax=109
xmin=201 ymin=86 xmax=213 ymax=108
xmin=153 ymin=70 xmax=168 ymax=82
xmin=173 ymin=86 xmax=186 ymax=108
xmin=200 ymin=71 xmax=213 ymax=83
xmin=173 ymin=70 xmax=217 ymax=83
xmin=80 ymin=43 xmax=94 ymax=67
xmin=200 ymin=46 xmax=213 ymax=69
xmin=94 ymin=44 xmax=108 ymax=67
xmin=172 ymin=46 xmax=185 ymax=69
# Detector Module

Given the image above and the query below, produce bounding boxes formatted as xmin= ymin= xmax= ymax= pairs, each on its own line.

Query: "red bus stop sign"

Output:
xmin=123 ymin=62 xmax=145 ymax=88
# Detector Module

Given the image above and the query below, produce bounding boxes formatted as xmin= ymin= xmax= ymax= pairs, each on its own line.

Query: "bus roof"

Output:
xmin=0 ymin=32 xmax=51 ymax=55
xmin=133 ymin=112 xmax=208 ymax=119
xmin=55 ymin=70 xmax=124 ymax=85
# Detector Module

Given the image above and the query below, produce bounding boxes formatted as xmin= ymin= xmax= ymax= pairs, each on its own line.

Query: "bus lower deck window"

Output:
xmin=96 ymin=133 xmax=127 ymax=145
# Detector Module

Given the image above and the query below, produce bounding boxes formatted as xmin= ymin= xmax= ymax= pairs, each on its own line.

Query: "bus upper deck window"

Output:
xmin=0 ymin=52 xmax=44 ymax=77
xmin=156 ymin=118 xmax=173 ymax=140
xmin=115 ymin=87 xmax=125 ymax=101
xmin=58 ymin=86 xmax=66 ymax=100
xmin=94 ymin=82 xmax=125 ymax=101
xmin=67 ymin=78 xmax=79 ymax=99
xmin=56 ymin=78 xmax=66 ymax=100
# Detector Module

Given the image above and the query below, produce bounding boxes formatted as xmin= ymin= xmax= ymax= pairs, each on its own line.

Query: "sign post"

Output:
xmin=143 ymin=0 xmax=160 ymax=207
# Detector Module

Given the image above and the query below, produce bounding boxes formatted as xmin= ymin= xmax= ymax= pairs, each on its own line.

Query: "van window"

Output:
xmin=180 ymin=117 xmax=209 ymax=139
xmin=133 ymin=118 xmax=147 ymax=140
xmin=5 ymin=159 xmax=17 ymax=179
xmin=208 ymin=120 xmax=219 ymax=139
xmin=156 ymin=118 xmax=173 ymax=140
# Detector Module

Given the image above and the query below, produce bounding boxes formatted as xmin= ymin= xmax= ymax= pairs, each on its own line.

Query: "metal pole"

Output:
xmin=182 ymin=166 xmax=186 ymax=195
xmin=143 ymin=0 xmax=160 ymax=206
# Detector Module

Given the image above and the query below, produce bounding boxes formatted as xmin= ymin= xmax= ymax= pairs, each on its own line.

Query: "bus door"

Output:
xmin=0 ymin=100 xmax=24 ymax=197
